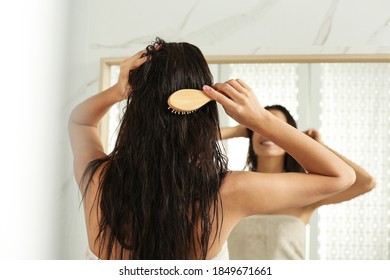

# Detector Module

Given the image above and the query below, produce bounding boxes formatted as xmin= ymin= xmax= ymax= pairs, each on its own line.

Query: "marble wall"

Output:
xmin=84 ymin=0 xmax=390 ymax=89
xmin=62 ymin=0 xmax=390 ymax=259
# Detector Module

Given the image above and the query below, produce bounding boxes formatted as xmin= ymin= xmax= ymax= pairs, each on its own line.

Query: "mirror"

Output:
xmin=99 ymin=54 xmax=390 ymax=260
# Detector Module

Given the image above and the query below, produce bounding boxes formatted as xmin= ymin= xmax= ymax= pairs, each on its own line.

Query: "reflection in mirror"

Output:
xmin=216 ymin=62 xmax=389 ymax=260
xmin=100 ymin=57 xmax=390 ymax=259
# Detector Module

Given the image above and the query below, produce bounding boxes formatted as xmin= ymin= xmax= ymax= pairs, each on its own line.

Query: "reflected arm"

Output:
xmin=309 ymin=145 xmax=376 ymax=208
xmin=220 ymin=124 xmax=249 ymax=140
xmin=304 ymin=129 xmax=376 ymax=209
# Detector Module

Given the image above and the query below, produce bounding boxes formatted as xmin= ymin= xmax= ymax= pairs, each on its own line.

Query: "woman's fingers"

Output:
xmin=204 ymin=79 xmax=264 ymax=130
xmin=133 ymin=55 xmax=148 ymax=68
xmin=236 ymin=78 xmax=252 ymax=90
xmin=204 ymin=78 xmax=254 ymax=108
xmin=133 ymin=50 xmax=148 ymax=66
xmin=117 ymin=50 xmax=148 ymax=99
xmin=213 ymin=80 xmax=247 ymax=103
xmin=203 ymin=85 xmax=237 ymax=110
xmin=121 ymin=50 xmax=147 ymax=71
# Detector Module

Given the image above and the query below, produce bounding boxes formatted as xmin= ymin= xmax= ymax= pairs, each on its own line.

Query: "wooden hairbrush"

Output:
xmin=167 ymin=89 xmax=213 ymax=114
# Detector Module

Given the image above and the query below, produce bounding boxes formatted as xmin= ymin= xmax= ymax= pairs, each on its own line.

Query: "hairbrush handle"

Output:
xmin=167 ymin=89 xmax=213 ymax=113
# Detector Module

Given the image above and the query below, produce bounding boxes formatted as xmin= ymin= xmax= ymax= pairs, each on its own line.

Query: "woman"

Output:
xmin=221 ymin=104 xmax=376 ymax=259
xmin=68 ymin=38 xmax=355 ymax=260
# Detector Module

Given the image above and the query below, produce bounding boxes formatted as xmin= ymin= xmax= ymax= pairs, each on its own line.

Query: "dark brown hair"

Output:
xmin=82 ymin=38 xmax=228 ymax=259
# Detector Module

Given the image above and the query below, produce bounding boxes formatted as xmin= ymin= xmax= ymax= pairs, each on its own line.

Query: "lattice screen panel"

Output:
xmin=317 ymin=63 xmax=390 ymax=259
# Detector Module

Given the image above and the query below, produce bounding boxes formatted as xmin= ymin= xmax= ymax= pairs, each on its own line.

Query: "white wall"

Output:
xmin=0 ymin=1 xmax=70 ymax=259
xmin=61 ymin=0 xmax=89 ymax=259
xmin=8 ymin=0 xmax=387 ymax=259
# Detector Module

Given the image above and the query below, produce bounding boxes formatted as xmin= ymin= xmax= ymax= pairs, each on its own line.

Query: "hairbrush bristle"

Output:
xmin=168 ymin=106 xmax=197 ymax=115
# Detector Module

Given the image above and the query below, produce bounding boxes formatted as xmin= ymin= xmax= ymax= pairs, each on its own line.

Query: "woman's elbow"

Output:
xmin=338 ymin=166 xmax=357 ymax=191
xmin=362 ymin=174 xmax=377 ymax=193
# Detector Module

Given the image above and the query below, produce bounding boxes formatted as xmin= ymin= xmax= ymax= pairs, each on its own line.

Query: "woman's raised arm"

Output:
xmin=68 ymin=51 xmax=148 ymax=186
xmin=203 ymin=79 xmax=356 ymax=216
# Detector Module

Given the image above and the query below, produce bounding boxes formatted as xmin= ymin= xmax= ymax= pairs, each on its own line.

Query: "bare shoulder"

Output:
xmin=218 ymin=171 xmax=282 ymax=231
xmin=219 ymin=171 xmax=268 ymax=221
xmin=219 ymin=171 xmax=252 ymax=198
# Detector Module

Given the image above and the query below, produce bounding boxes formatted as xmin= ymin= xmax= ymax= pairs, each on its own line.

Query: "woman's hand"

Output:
xmin=304 ymin=128 xmax=323 ymax=144
xmin=116 ymin=50 xmax=148 ymax=100
xmin=203 ymin=79 xmax=265 ymax=131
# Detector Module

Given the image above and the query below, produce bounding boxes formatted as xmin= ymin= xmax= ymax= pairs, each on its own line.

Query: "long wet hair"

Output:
xmin=246 ymin=104 xmax=305 ymax=173
xmin=82 ymin=38 xmax=228 ymax=259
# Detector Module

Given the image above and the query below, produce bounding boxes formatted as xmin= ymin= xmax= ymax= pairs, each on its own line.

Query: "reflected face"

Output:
xmin=252 ymin=109 xmax=287 ymax=158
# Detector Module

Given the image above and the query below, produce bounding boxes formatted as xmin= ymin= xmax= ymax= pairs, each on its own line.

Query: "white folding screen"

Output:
xmin=317 ymin=63 xmax=390 ymax=259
